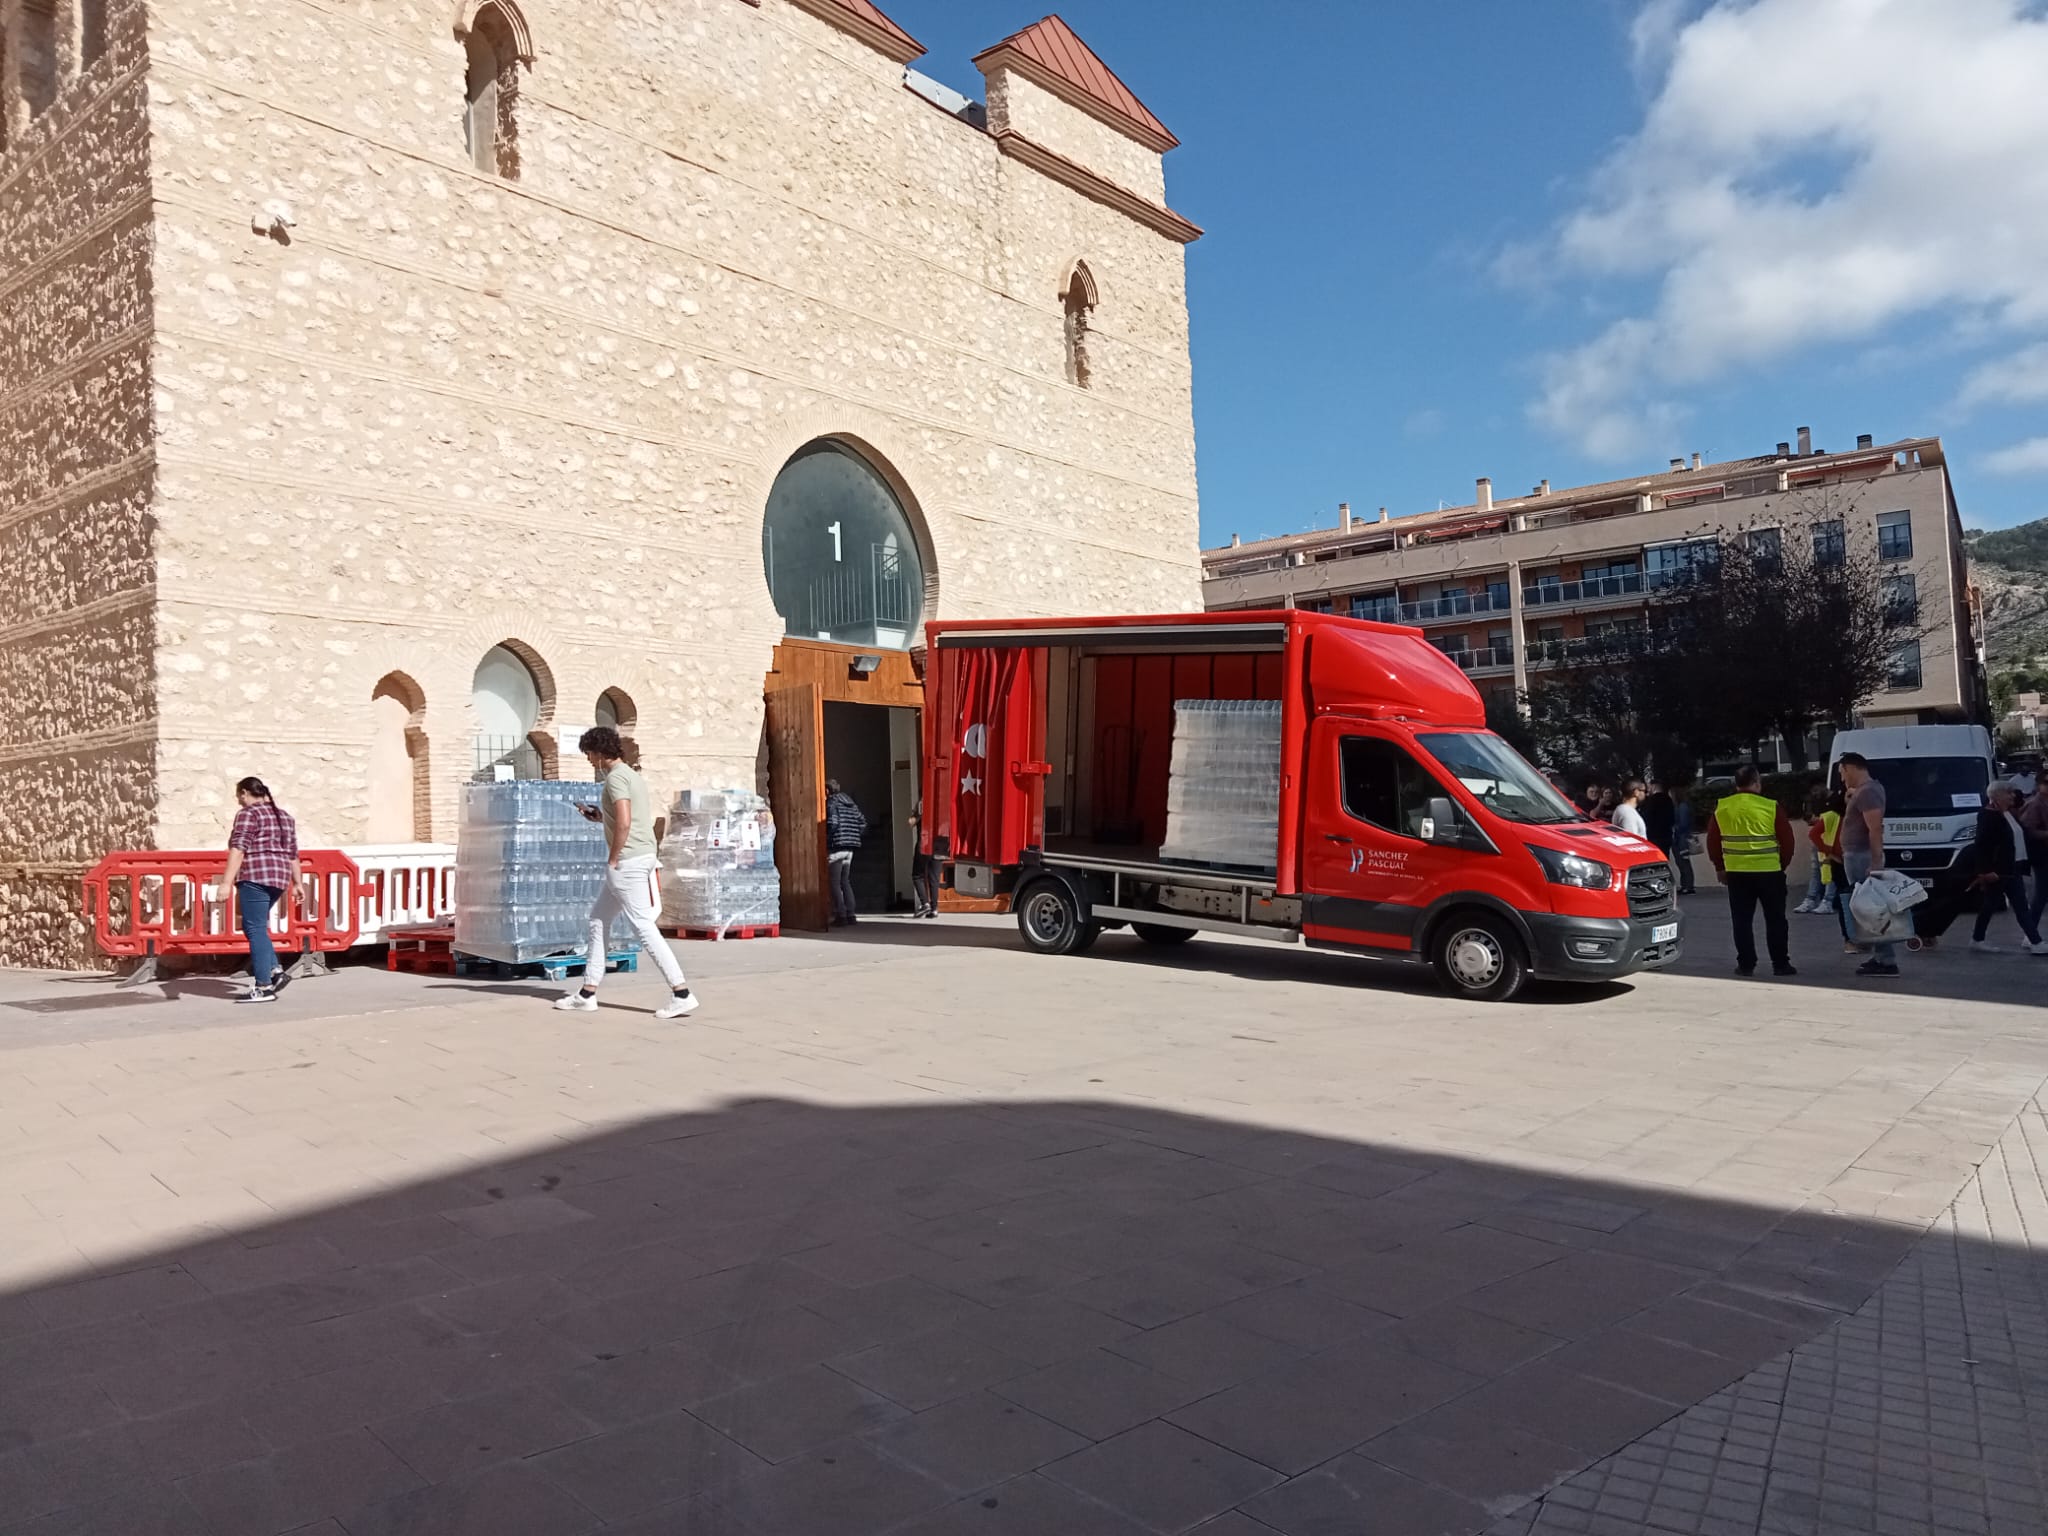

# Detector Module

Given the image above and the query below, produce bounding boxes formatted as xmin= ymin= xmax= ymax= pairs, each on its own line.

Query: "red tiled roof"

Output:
xmin=789 ymin=0 xmax=925 ymax=64
xmin=974 ymin=14 xmax=1178 ymax=151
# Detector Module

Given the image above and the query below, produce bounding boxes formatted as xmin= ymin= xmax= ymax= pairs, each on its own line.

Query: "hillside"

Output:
xmin=1967 ymin=519 xmax=2048 ymax=670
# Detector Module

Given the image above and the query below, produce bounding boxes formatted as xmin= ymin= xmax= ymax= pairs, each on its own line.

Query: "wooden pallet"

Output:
xmin=386 ymin=923 xmax=456 ymax=974
xmin=452 ymin=948 xmax=642 ymax=981
xmin=667 ymin=923 xmax=780 ymax=942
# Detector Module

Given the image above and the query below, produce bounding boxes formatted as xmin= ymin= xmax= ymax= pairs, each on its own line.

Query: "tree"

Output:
xmin=1483 ymin=690 xmax=1538 ymax=762
xmin=1634 ymin=488 xmax=1936 ymax=769
xmin=1523 ymin=645 xmax=1691 ymax=785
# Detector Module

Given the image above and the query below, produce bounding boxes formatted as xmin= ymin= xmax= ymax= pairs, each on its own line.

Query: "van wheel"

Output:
xmin=1430 ymin=912 xmax=1527 ymax=1001
xmin=1132 ymin=923 xmax=1197 ymax=946
xmin=1017 ymin=881 xmax=1095 ymax=956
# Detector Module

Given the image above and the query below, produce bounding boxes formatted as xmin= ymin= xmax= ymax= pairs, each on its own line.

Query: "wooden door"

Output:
xmin=766 ymin=684 xmax=829 ymax=931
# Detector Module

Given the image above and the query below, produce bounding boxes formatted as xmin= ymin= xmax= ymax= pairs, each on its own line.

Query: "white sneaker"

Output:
xmin=1793 ymin=900 xmax=1815 ymax=914
xmin=2029 ymin=941 xmax=2048 ymax=956
xmin=655 ymin=991 xmax=700 ymax=1020
xmin=553 ymin=990 xmax=599 ymax=1011
xmin=1970 ymin=939 xmax=2000 ymax=952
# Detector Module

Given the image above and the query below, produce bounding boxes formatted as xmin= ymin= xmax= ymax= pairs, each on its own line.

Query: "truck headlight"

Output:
xmin=1531 ymin=845 xmax=1614 ymax=890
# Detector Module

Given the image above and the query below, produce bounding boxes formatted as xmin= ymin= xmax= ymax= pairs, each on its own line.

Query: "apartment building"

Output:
xmin=1204 ymin=432 xmax=1985 ymax=732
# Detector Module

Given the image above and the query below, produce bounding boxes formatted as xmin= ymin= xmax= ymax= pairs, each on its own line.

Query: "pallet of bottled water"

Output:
xmin=659 ymin=789 xmax=781 ymax=936
xmin=455 ymin=781 xmax=631 ymax=964
xmin=1159 ymin=699 xmax=1282 ymax=873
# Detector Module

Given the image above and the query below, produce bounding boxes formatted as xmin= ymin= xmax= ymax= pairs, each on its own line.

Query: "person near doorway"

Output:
xmin=1706 ymin=764 xmax=1796 ymax=977
xmin=553 ymin=726 xmax=698 ymax=1019
xmin=1969 ymin=781 xmax=2048 ymax=954
xmin=909 ymin=799 xmax=937 ymax=918
xmin=826 ymin=778 xmax=868 ymax=926
xmin=224 ymin=776 xmax=300 ymax=1004
xmin=1611 ymin=779 xmax=1648 ymax=839
xmin=1837 ymin=750 xmax=1901 ymax=978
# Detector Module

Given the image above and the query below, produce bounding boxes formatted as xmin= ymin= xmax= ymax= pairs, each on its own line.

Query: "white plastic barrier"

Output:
xmin=340 ymin=843 xmax=458 ymax=945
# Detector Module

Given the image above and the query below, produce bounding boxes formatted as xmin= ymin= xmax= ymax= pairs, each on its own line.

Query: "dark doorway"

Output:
xmin=823 ymin=702 xmax=919 ymax=913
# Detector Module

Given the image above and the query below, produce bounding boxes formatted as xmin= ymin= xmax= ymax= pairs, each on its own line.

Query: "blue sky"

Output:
xmin=901 ymin=1 xmax=2048 ymax=544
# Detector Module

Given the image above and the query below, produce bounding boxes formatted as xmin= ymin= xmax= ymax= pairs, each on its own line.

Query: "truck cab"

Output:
xmin=921 ymin=611 xmax=1681 ymax=1001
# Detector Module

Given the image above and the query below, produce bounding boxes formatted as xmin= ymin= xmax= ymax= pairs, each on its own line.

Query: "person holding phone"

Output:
xmin=554 ymin=727 xmax=698 ymax=1019
xmin=223 ymin=776 xmax=300 ymax=1003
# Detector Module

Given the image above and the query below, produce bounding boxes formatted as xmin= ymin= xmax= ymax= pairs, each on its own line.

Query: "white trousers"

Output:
xmin=584 ymin=855 xmax=687 ymax=990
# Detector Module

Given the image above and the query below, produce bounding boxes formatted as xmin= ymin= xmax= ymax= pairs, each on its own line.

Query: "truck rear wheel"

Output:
xmin=1430 ymin=912 xmax=1527 ymax=1002
xmin=1017 ymin=880 xmax=1098 ymax=957
xmin=1132 ymin=922 xmax=1197 ymax=946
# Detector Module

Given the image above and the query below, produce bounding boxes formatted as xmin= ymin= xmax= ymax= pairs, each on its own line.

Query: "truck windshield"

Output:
xmin=1417 ymin=732 xmax=1585 ymax=825
xmin=1850 ymin=757 xmax=1989 ymax=818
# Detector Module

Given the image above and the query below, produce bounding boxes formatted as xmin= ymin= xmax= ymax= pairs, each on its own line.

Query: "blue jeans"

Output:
xmin=237 ymin=881 xmax=283 ymax=986
xmin=1802 ymin=861 xmax=1826 ymax=904
xmin=1842 ymin=851 xmax=1898 ymax=965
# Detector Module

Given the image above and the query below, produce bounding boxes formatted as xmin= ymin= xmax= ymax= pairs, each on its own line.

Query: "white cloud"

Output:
xmin=1524 ymin=0 xmax=2048 ymax=459
xmin=1985 ymin=436 xmax=2048 ymax=475
xmin=1960 ymin=342 xmax=2048 ymax=407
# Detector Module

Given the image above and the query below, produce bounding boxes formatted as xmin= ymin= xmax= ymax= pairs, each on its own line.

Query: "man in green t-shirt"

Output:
xmin=553 ymin=726 xmax=698 ymax=1019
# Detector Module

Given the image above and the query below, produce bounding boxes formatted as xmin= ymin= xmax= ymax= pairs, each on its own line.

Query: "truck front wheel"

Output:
xmin=1016 ymin=880 xmax=1100 ymax=956
xmin=1429 ymin=912 xmax=1528 ymax=1002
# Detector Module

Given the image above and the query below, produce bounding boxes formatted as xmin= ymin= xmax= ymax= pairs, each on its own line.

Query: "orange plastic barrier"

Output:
xmin=82 ymin=850 xmax=363 ymax=980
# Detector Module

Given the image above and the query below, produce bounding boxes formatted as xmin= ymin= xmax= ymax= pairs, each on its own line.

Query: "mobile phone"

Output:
xmin=574 ymin=803 xmax=600 ymax=821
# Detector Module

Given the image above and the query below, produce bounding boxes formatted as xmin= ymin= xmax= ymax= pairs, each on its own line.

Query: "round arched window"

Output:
xmin=762 ymin=441 xmax=925 ymax=649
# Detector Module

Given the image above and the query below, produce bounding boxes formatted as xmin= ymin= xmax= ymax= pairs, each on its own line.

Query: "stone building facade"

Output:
xmin=0 ymin=0 xmax=1204 ymax=966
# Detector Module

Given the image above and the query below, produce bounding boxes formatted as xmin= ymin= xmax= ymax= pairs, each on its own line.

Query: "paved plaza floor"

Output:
xmin=1 ymin=890 xmax=2046 ymax=1534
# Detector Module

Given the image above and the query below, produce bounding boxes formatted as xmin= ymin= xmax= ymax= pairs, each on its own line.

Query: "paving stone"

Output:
xmin=172 ymin=1428 xmax=425 ymax=1536
xmin=1240 ymin=1451 xmax=1491 ymax=1536
xmin=829 ymin=1325 xmax=1034 ymax=1412
xmin=992 ymin=1349 xmax=1208 ymax=1443
xmin=332 ymin=1459 xmax=602 ymax=1536
xmin=885 ymin=1472 xmax=1154 ymax=1535
xmin=526 ymin=1408 xmax=765 ymax=1519
xmin=1044 ymin=1419 xmax=1283 ymax=1532
xmin=1167 ymin=1338 xmax=1481 ymax=1475
xmin=680 ymin=1438 xmax=953 ymax=1536
xmin=862 ymin=1391 xmax=1087 ymax=1495
xmin=1105 ymin=1310 xmax=1310 ymax=1392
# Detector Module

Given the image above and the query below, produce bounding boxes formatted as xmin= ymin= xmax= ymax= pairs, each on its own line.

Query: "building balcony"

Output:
xmin=1400 ymin=590 xmax=1510 ymax=623
xmin=1521 ymin=573 xmax=1647 ymax=608
xmin=1440 ymin=646 xmax=1517 ymax=675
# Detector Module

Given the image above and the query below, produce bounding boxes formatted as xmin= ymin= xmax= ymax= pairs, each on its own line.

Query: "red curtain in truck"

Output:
xmin=946 ymin=646 xmax=1037 ymax=863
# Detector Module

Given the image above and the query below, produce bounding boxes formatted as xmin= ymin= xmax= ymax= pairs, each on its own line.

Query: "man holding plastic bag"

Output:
xmin=1838 ymin=751 xmax=1916 ymax=978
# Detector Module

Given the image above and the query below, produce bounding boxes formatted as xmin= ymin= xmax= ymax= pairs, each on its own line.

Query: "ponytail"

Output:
xmin=236 ymin=777 xmax=273 ymax=801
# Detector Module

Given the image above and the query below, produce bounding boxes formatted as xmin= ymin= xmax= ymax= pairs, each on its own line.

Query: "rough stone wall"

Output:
xmin=138 ymin=0 xmax=1201 ymax=858
xmin=0 ymin=0 xmax=156 ymax=969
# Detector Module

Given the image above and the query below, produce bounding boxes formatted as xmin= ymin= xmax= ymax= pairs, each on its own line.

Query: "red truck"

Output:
xmin=920 ymin=610 xmax=1681 ymax=1001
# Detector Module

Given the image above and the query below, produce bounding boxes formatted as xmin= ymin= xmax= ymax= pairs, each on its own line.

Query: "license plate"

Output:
xmin=1651 ymin=922 xmax=1678 ymax=944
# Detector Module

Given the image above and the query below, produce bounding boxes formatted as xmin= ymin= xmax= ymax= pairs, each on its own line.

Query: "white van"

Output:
xmin=1828 ymin=725 xmax=1995 ymax=895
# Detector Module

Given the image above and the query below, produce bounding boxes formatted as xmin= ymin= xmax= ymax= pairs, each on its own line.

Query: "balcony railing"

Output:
xmin=1400 ymin=591 xmax=1510 ymax=623
xmin=1347 ymin=598 xmax=1400 ymax=624
xmin=1521 ymin=573 xmax=1646 ymax=607
xmin=1438 ymin=646 xmax=1516 ymax=673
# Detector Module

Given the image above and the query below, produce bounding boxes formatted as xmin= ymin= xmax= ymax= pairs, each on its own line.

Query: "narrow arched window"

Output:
xmin=1063 ymin=263 xmax=1097 ymax=388
xmin=464 ymin=3 xmax=521 ymax=179
xmin=18 ymin=0 xmax=59 ymax=120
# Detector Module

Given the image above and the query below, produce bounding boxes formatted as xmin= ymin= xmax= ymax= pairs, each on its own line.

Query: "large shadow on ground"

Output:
xmin=0 ymin=1093 xmax=2028 ymax=1535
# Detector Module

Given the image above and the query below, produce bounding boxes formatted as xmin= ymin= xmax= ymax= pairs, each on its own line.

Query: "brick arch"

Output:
xmin=748 ymin=408 xmax=945 ymax=641
xmin=1061 ymin=258 xmax=1100 ymax=309
xmin=452 ymin=0 xmax=535 ymax=63
xmin=370 ymin=671 xmax=435 ymax=841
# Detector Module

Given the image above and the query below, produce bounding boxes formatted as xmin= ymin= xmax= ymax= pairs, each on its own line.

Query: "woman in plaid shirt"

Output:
xmin=223 ymin=776 xmax=300 ymax=1003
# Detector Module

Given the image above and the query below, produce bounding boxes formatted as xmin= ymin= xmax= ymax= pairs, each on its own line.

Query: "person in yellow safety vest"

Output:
xmin=1706 ymin=764 xmax=1798 ymax=977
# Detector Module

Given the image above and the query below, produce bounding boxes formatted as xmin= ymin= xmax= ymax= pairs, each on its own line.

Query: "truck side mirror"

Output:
xmin=1422 ymin=796 xmax=1463 ymax=847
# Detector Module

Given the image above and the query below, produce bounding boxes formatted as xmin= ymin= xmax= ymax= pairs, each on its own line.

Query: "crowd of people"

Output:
xmin=1574 ymin=757 xmax=2048 ymax=982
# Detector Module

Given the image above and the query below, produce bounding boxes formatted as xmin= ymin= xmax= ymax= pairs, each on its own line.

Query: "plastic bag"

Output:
xmin=1849 ymin=869 xmax=1926 ymax=939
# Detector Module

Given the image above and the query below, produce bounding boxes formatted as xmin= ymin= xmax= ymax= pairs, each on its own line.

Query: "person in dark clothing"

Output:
xmin=1641 ymin=779 xmax=1677 ymax=855
xmin=824 ymin=779 xmax=867 ymax=926
xmin=1671 ymin=790 xmax=1696 ymax=894
xmin=1969 ymin=782 xmax=2047 ymax=952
